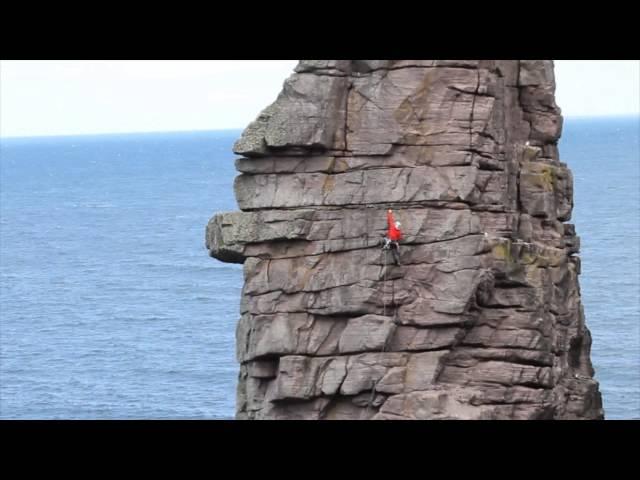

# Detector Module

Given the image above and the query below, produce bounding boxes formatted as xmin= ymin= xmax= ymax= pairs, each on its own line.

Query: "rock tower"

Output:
xmin=206 ymin=60 xmax=604 ymax=420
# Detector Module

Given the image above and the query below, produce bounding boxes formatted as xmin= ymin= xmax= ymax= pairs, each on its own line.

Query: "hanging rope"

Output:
xmin=363 ymin=209 xmax=405 ymax=418
xmin=382 ymin=248 xmax=388 ymax=317
xmin=365 ymin=243 xmax=395 ymax=417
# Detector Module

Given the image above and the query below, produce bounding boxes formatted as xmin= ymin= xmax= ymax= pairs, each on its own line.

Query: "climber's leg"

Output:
xmin=391 ymin=242 xmax=400 ymax=265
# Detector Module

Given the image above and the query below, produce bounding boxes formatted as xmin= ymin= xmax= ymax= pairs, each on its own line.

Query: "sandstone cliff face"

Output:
xmin=206 ymin=60 xmax=604 ymax=420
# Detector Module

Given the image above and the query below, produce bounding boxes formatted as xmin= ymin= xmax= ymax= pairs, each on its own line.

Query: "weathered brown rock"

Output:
xmin=207 ymin=60 xmax=604 ymax=420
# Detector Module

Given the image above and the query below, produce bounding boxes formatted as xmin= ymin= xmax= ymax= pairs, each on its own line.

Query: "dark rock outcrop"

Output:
xmin=206 ymin=60 xmax=604 ymax=420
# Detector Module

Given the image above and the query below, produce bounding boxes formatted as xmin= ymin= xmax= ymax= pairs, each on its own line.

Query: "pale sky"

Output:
xmin=1 ymin=60 xmax=638 ymax=138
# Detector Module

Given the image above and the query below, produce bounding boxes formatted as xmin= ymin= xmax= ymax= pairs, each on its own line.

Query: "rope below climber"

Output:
xmin=366 ymin=209 xmax=404 ymax=418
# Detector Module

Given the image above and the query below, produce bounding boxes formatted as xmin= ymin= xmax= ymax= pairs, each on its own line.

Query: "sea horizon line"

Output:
xmin=1 ymin=114 xmax=638 ymax=141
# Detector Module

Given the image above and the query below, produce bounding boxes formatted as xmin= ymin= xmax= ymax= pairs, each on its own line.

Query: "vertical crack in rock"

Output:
xmin=207 ymin=60 xmax=604 ymax=420
xmin=469 ymin=69 xmax=480 ymax=152
xmin=343 ymin=80 xmax=353 ymax=153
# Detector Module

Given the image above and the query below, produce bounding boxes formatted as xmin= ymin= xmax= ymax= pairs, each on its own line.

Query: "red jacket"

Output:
xmin=387 ymin=210 xmax=402 ymax=241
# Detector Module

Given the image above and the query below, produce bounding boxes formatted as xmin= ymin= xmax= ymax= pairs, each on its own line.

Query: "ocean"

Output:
xmin=1 ymin=117 xmax=638 ymax=419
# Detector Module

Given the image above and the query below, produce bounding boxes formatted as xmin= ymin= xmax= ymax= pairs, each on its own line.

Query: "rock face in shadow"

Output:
xmin=206 ymin=60 xmax=604 ymax=420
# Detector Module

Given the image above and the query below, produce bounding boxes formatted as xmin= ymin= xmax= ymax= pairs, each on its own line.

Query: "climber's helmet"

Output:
xmin=395 ymin=221 xmax=401 ymax=229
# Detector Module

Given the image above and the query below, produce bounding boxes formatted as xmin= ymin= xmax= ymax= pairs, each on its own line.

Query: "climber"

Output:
xmin=382 ymin=209 xmax=402 ymax=265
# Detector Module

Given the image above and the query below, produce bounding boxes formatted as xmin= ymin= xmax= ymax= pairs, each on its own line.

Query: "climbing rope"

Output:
xmin=364 ymin=243 xmax=398 ymax=418
xmin=382 ymin=247 xmax=388 ymax=317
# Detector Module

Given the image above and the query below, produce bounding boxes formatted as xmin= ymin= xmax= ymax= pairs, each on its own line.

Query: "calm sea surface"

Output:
xmin=1 ymin=117 xmax=638 ymax=419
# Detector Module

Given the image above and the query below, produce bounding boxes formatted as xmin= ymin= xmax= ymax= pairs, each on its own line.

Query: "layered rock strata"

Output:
xmin=206 ymin=60 xmax=604 ymax=420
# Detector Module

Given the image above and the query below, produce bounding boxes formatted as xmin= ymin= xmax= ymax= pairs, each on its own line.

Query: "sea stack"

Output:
xmin=206 ymin=60 xmax=604 ymax=420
